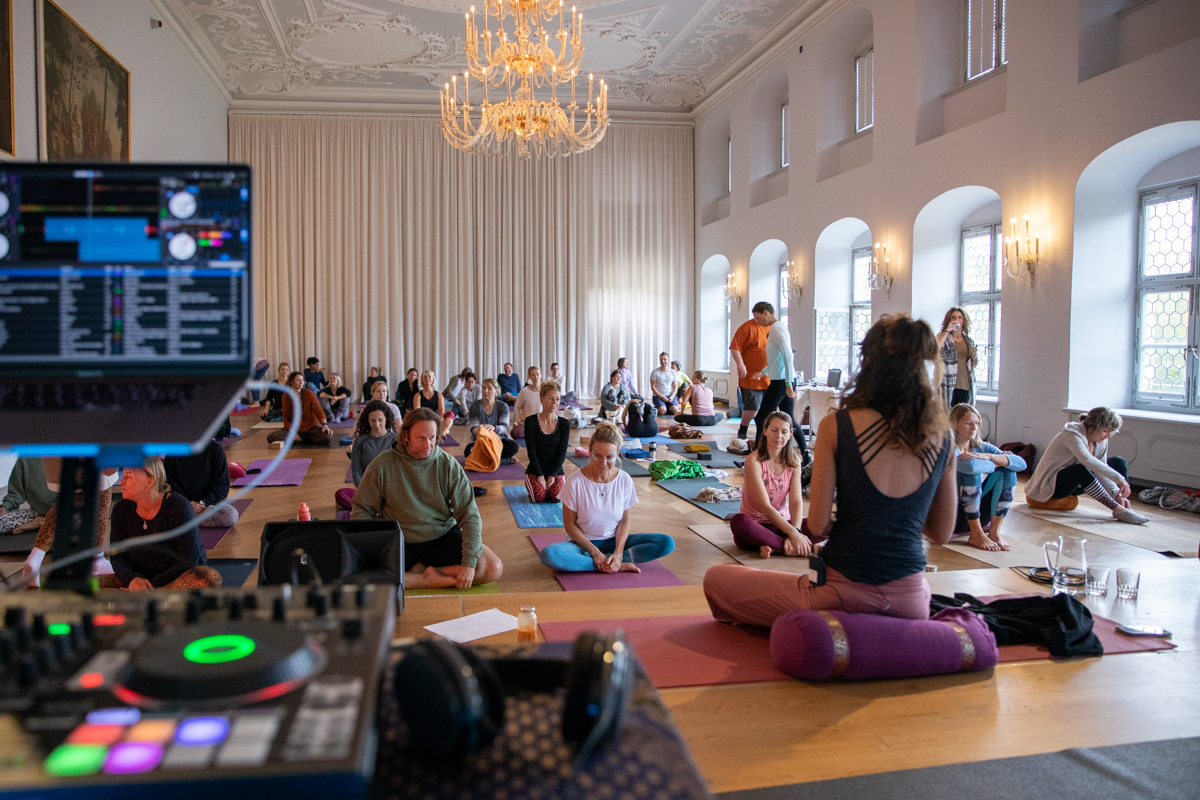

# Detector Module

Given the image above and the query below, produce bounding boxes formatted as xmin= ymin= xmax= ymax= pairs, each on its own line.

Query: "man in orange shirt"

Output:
xmin=729 ymin=301 xmax=774 ymax=441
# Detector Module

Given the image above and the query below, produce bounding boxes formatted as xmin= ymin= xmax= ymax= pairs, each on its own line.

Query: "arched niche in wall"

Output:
xmin=1069 ymin=121 xmax=1200 ymax=413
xmin=748 ymin=64 xmax=790 ymax=208
xmin=814 ymin=5 xmax=873 ymax=182
xmin=748 ymin=239 xmax=788 ymax=316
xmin=813 ymin=217 xmax=871 ymax=377
xmin=699 ymin=254 xmax=733 ymax=372
xmin=911 ymin=186 xmax=1002 ymax=326
xmin=700 ymin=109 xmax=732 ymax=227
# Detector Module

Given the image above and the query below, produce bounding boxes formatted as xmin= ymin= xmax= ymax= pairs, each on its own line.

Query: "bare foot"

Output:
xmin=966 ymin=532 xmax=1002 ymax=552
xmin=618 ymin=562 xmax=641 ymax=573
xmin=405 ymin=566 xmax=458 ymax=589
xmin=759 ymin=545 xmax=773 ymax=560
xmin=988 ymin=533 xmax=1012 ymax=551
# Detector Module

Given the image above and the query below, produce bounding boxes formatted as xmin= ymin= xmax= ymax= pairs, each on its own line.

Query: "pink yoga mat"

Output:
xmin=454 ymin=455 xmax=527 ymax=481
xmin=539 ymin=614 xmax=785 ymax=688
xmin=996 ymin=614 xmax=1176 ymax=661
xmin=199 ymin=498 xmax=254 ymax=550
xmin=528 ymin=533 xmax=684 ymax=592
xmin=232 ymin=458 xmax=311 ymax=486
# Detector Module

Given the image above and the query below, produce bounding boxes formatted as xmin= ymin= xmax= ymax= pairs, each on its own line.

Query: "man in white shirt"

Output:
xmin=547 ymin=362 xmax=576 ymax=403
xmin=649 ymin=352 xmax=680 ymax=415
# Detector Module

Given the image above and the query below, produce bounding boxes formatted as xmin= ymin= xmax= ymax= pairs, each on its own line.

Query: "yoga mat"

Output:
xmin=406 ymin=582 xmax=501 ymax=597
xmin=251 ymin=421 xmax=284 ymax=429
xmin=664 ymin=442 xmax=744 ymax=469
xmin=566 ymin=455 xmax=651 ymax=478
xmin=559 ymin=400 xmax=593 ymax=410
xmin=623 ymin=432 xmax=675 ymax=446
xmin=207 ymin=558 xmax=259 ymax=589
xmin=233 ymin=458 xmax=312 ymax=486
xmin=1011 ymin=501 xmax=1199 ymax=557
xmin=336 ymin=510 xmax=351 ymax=520
xmin=327 ymin=417 xmax=356 ymax=429
xmin=454 ymin=455 xmax=527 ymax=481
xmin=345 ymin=466 xmax=353 ymax=483
xmin=502 ymin=486 xmax=563 ymax=528
xmin=230 ymin=407 xmax=258 ymax=416
xmin=940 ymin=537 xmax=1051 ymax=569
xmin=716 ymin=737 xmax=1200 ymax=800
xmin=441 ymin=434 xmax=460 ymax=447
xmin=657 ymin=477 xmax=742 ymax=520
xmin=515 ymin=438 xmax=526 ymax=448
xmin=0 ymin=530 xmax=37 ymax=556
xmin=528 ymin=533 xmax=684 ymax=591
xmin=540 ymin=614 xmax=787 ymax=688
xmin=688 ymin=524 xmax=812 ymax=575
xmin=199 ymin=498 xmax=254 ymax=550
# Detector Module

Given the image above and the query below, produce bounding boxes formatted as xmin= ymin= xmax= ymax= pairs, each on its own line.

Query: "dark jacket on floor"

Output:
xmin=930 ymin=593 xmax=1102 ymax=658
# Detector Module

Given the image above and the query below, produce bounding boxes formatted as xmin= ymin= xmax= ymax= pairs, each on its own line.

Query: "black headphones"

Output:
xmin=392 ymin=630 xmax=632 ymax=761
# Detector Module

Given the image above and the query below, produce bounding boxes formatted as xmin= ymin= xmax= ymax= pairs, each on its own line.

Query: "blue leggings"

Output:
xmin=955 ymin=469 xmax=1017 ymax=534
xmin=539 ymin=534 xmax=675 ymax=572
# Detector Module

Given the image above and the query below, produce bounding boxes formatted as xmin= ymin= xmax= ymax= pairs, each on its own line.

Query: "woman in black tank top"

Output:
xmin=704 ymin=315 xmax=958 ymax=628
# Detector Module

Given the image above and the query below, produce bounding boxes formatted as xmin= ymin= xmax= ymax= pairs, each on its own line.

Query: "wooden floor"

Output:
xmin=8 ymin=404 xmax=1200 ymax=794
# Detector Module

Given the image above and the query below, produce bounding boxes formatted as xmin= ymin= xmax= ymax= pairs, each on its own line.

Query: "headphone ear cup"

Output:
xmin=393 ymin=641 xmax=465 ymax=757
xmin=561 ymin=631 xmax=603 ymax=746
xmin=457 ymin=645 xmax=507 ymax=744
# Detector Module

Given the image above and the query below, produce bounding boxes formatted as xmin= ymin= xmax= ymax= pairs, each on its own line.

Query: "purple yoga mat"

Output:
xmin=327 ymin=417 xmax=356 ymax=429
xmin=454 ymin=455 xmax=526 ymax=481
xmin=345 ymin=466 xmax=354 ymax=484
xmin=441 ymin=434 xmax=460 ymax=447
xmin=232 ymin=458 xmax=312 ymax=486
xmin=528 ymin=533 xmax=684 ymax=591
xmin=199 ymin=498 xmax=254 ymax=550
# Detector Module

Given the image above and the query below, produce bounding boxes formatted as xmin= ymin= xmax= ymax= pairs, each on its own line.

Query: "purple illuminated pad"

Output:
xmin=103 ymin=742 xmax=163 ymax=775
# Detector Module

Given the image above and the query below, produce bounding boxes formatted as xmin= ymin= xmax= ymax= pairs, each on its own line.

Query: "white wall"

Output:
xmin=3 ymin=0 xmax=227 ymax=162
xmin=692 ymin=0 xmax=1200 ymax=486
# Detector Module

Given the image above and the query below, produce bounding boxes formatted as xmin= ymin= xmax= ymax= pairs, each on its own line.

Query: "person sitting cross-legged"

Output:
xmin=649 ymin=351 xmax=680 ymax=415
xmin=600 ymin=370 xmax=631 ymax=420
xmin=539 ymin=422 xmax=675 ymax=574
xmin=729 ymin=412 xmax=808 ymax=560
xmin=465 ymin=378 xmax=520 ymax=463
xmin=524 ymin=381 xmax=570 ymax=504
xmin=163 ymin=440 xmax=240 ymax=528
xmin=336 ymin=400 xmax=397 ymax=511
xmin=674 ymin=371 xmax=725 ymax=427
xmin=99 ymin=458 xmax=221 ymax=590
xmin=267 ymin=371 xmax=332 ymax=446
xmin=318 ymin=373 xmax=352 ymax=423
xmin=498 ymin=362 xmax=521 ymax=406
xmin=351 ymin=408 xmax=503 ymax=589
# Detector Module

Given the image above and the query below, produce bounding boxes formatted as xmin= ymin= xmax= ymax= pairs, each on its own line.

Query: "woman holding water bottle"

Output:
xmin=936 ymin=307 xmax=978 ymax=408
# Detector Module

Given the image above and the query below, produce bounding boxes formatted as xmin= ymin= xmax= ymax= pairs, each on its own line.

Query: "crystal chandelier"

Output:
xmin=440 ymin=1 xmax=609 ymax=158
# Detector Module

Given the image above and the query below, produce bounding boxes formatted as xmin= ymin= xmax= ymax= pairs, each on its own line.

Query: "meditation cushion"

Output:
xmin=335 ymin=488 xmax=355 ymax=511
xmin=1027 ymin=496 xmax=1079 ymax=512
xmin=574 ymin=447 xmax=590 ymax=458
xmin=228 ymin=462 xmax=247 ymax=480
xmin=340 ymin=436 xmax=354 ymax=446
xmin=464 ymin=428 xmax=502 ymax=473
xmin=769 ymin=608 xmax=997 ymax=681
xmin=683 ymin=443 xmax=711 ymax=453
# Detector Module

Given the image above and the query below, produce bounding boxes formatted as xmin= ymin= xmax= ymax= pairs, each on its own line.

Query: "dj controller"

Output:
xmin=0 ymin=583 xmax=395 ymax=799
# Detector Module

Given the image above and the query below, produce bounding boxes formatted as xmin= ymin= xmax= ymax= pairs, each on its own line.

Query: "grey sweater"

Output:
xmin=468 ymin=399 xmax=512 ymax=440
xmin=351 ymin=431 xmax=398 ymax=486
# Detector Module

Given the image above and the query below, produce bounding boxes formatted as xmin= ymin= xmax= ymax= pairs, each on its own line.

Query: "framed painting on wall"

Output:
xmin=0 ymin=0 xmax=13 ymax=157
xmin=36 ymin=0 xmax=129 ymax=161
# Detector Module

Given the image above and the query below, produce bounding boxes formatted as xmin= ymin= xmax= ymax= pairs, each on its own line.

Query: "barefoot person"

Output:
xmin=949 ymin=403 xmax=1022 ymax=551
xmin=538 ymin=423 xmax=675 ymax=574
xmin=729 ymin=412 xmax=808 ymax=559
xmin=351 ymin=408 xmax=503 ymax=589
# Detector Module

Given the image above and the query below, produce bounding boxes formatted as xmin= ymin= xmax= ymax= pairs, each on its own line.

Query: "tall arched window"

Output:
xmin=961 ymin=222 xmax=1003 ymax=393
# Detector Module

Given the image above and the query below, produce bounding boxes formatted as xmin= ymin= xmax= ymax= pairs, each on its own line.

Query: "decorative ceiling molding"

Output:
xmin=157 ymin=0 xmax=836 ymax=112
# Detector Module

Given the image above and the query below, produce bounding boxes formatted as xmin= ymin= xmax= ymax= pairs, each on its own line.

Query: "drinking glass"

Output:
xmin=1116 ymin=568 xmax=1141 ymax=600
xmin=1085 ymin=566 xmax=1110 ymax=596
xmin=1043 ymin=535 xmax=1088 ymax=596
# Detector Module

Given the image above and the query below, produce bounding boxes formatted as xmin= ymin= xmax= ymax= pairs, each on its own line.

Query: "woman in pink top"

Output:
xmin=730 ymin=411 xmax=810 ymax=559
xmin=675 ymin=371 xmax=725 ymax=427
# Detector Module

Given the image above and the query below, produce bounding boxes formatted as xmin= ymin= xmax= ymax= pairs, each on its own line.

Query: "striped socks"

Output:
xmin=1084 ymin=480 xmax=1119 ymax=510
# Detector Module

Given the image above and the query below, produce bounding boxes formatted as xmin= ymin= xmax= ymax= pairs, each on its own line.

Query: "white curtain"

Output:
xmin=228 ymin=114 xmax=694 ymax=400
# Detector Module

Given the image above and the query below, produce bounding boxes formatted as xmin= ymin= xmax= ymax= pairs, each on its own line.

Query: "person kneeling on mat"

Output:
xmin=351 ymin=407 xmax=503 ymax=589
xmin=1023 ymin=407 xmax=1148 ymax=525
xmin=539 ymin=422 xmax=675 ymax=574
xmin=730 ymin=412 xmax=809 ymax=560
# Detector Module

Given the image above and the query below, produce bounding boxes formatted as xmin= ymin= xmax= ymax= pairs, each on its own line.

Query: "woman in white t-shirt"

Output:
xmin=538 ymin=423 xmax=675 ymax=573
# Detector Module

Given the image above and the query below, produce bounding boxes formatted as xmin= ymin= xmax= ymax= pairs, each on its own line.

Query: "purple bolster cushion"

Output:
xmin=769 ymin=608 xmax=997 ymax=680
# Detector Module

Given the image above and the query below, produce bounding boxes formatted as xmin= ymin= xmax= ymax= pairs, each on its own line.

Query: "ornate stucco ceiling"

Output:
xmin=156 ymin=0 xmax=828 ymax=114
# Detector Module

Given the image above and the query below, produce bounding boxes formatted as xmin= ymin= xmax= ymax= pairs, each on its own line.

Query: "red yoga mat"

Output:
xmin=528 ymin=534 xmax=684 ymax=592
xmin=199 ymin=498 xmax=254 ymax=550
xmin=996 ymin=614 xmax=1176 ymax=662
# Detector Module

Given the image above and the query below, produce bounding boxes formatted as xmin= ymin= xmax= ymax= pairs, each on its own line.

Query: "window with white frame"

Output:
xmin=814 ymin=309 xmax=849 ymax=380
xmin=965 ymin=0 xmax=1006 ymax=82
xmin=960 ymin=223 xmax=1003 ymax=394
xmin=854 ymin=48 xmax=874 ymax=133
xmin=780 ymin=103 xmax=790 ymax=168
xmin=727 ymin=138 xmax=732 ymax=194
xmin=1135 ymin=183 xmax=1198 ymax=411
xmin=850 ymin=247 xmax=873 ymax=374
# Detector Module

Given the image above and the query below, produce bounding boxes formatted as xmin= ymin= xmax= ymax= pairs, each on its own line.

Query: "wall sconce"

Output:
xmin=1004 ymin=215 xmax=1040 ymax=283
xmin=724 ymin=272 xmax=742 ymax=309
xmin=782 ymin=259 xmax=803 ymax=302
xmin=869 ymin=242 xmax=893 ymax=298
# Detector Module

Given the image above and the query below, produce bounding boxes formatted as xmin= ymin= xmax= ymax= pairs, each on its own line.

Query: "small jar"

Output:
xmin=648 ymin=441 xmax=657 ymax=457
xmin=297 ymin=503 xmax=310 ymax=521
xmin=517 ymin=606 xmax=538 ymax=643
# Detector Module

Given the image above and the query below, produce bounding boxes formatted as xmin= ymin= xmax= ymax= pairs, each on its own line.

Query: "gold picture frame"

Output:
xmin=36 ymin=0 xmax=130 ymax=161
xmin=0 ymin=0 xmax=13 ymax=157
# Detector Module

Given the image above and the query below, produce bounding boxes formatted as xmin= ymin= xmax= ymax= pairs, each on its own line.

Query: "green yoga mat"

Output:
xmin=406 ymin=582 xmax=501 ymax=597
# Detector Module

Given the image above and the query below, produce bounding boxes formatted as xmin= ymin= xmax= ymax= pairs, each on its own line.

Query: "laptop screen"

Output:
xmin=0 ymin=163 xmax=251 ymax=376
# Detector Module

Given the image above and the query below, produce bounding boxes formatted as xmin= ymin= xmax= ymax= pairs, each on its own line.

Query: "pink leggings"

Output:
xmin=703 ymin=564 xmax=932 ymax=628
xmin=525 ymin=474 xmax=565 ymax=504
xmin=730 ymin=513 xmax=818 ymax=552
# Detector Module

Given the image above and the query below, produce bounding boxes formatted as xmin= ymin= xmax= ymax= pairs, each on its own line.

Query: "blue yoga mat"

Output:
xmin=208 ymin=558 xmax=259 ymax=589
xmin=502 ymin=485 xmax=564 ymax=528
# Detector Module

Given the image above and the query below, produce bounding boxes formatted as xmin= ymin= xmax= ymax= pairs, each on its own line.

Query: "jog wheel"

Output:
xmin=116 ymin=621 xmax=324 ymax=708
